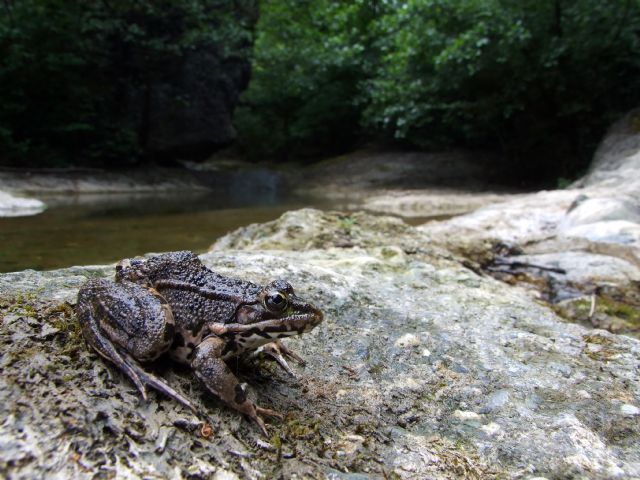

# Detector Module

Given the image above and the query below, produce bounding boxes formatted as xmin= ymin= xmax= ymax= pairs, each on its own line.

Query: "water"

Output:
xmin=0 ymin=190 xmax=344 ymax=273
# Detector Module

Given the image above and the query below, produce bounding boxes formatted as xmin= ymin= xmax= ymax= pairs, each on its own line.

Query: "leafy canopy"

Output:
xmin=238 ymin=0 xmax=640 ymax=180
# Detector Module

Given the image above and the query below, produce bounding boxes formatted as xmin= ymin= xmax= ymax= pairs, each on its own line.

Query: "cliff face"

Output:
xmin=0 ymin=1 xmax=258 ymax=167
xmin=103 ymin=4 xmax=257 ymax=162
xmin=125 ymin=50 xmax=253 ymax=161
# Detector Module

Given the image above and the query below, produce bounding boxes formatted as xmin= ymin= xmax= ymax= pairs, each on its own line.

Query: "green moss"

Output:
xmin=600 ymin=299 xmax=640 ymax=325
xmin=1 ymin=293 xmax=40 ymax=318
xmin=553 ymin=294 xmax=640 ymax=337
xmin=337 ymin=216 xmax=357 ymax=235
xmin=45 ymin=303 xmax=84 ymax=356
xmin=285 ymin=417 xmax=319 ymax=439
xmin=582 ymin=333 xmax=622 ymax=362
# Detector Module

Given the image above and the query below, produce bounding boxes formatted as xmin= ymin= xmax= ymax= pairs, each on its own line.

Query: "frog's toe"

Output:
xmin=255 ymin=340 xmax=306 ymax=376
xmin=120 ymin=353 xmax=199 ymax=415
xmin=255 ymin=405 xmax=284 ymax=419
xmin=250 ymin=406 xmax=283 ymax=436
xmin=251 ymin=413 xmax=269 ymax=436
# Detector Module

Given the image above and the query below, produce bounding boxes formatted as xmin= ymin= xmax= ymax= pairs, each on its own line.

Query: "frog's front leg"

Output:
xmin=191 ymin=336 xmax=283 ymax=435
xmin=251 ymin=340 xmax=306 ymax=376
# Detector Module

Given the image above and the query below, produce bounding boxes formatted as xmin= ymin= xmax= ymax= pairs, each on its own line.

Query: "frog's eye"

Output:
xmin=264 ymin=291 xmax=288 ymax=313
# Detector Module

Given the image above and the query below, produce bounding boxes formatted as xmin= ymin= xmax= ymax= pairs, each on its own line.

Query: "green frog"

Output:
xmin=76 ymin=251 xmax=323 ymax=435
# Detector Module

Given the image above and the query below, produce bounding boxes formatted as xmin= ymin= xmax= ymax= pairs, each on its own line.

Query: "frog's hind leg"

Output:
xmin=80 ymin=308 xmax=149 ymax=398
xmin=118 ymin=351 xmax=201 ymax=415
xmin=76 ymin=279 xmax=200 ymax=416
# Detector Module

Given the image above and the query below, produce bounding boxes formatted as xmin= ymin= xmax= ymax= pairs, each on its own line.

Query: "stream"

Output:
xmin=0 ymin=190 xmax=433 ymax=273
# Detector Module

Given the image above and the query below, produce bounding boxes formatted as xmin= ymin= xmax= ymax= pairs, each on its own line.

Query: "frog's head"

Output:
xmin=115 ymin=257 xmax=148 ymax=282
xmin=222 ymin=279 xmax=323 ymax=348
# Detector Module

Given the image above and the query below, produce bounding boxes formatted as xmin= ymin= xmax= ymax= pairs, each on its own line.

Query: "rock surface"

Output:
xmin=286 ymin=148 xmax=516 ymax=219
xmin=0 ymin=190 xmax=46 ymax=217
xmin=411 ymin=110 xmax=640 ymax=336
xmin=2 ymin=211 xmax=640 ymax=479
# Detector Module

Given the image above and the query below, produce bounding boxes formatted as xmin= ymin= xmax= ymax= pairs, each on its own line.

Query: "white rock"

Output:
xmin=0 ymin=190 xmax=45 ymax=217
xmin=481 ymin=422 xmax=502 ymax=436
xmin=561 ymin=197 xmax=640 ymax=229
xmin=395 ymin=333 xmax=421 ymax=348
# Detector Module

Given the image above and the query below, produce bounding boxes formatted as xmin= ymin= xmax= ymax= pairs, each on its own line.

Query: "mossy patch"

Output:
xmin=553 ymin=295 xmax=640 ymax=338
xmin=45 ymin=302 xmax=84 ymax=357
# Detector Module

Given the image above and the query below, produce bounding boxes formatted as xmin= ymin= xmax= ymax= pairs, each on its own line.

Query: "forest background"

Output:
xmin=1 ymin=0 xmax=639 ymax=184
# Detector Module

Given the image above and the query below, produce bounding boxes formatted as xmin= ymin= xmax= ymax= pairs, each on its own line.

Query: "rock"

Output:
xmin=0 ymin=167 xmax=213 ymax=195
xmin=211 ymin=208 xmax=448 ymax=259
xmin=140 ymin=50 xmax=251 ymax=158
xmin=363 ymin=190 xmax=518 ymax=219
xmin=421 ymin=189 xmax=580 ymax=244
xmin=561 ymin=220 xmax=640 ymax=247
xmin=561 ymin=196 xmax=640 ymax=229
xmin=620 ymin=404 xmax=640 ymax=417
xmin=411 ymin=109 xmax=640 ymax=336
xmin=2 ymin=213 xmax=640 ymax=478
xmin=510 ymin=251 xmax=640 ymax=293
xmin=291 ymin=149 xmax=503 ymax=197
xmin=582 ymin=108 xmax=640 ymax=191
xmin=0 ymin=190 xmax=45 ymax=217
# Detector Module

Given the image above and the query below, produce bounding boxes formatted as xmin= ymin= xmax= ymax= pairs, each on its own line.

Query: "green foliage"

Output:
xmin=0 ymin=0 xmax=255 ymax=167
xmin=3 ymin=0 xmax=639 ymax=177
xmin=235 ymin=0 xmax=377 ymax=159
xmin=239 ymin=0 xmax=640 ymax=180
xmin=366 ymin=0 xmax=640 ymax=179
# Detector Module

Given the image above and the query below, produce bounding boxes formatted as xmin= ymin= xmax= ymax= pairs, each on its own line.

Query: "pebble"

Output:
xmin=481 ymin=422 xmax=502 ymax=436
xmin=395 ymin=333 xmax=420 ymax=348
xmin=452 ymin=410 xmax=481 ymax=421
xmin=620 ymin=404 xmax=640 ymax=416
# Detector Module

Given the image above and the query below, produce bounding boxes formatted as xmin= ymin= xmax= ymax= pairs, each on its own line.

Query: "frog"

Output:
xmin=75 ymin=251 xmax=323 ymax=435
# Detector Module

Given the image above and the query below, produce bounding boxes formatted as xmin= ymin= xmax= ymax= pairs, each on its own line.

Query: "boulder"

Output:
xmin=582 ymin=108 xmax=640 ymax=192
xmin=2 ymin=213 xmax=640 ymax=479
xmin=560 ymin=196 xmax=640 ymax=230
xmin=414 ymin=109 xmax=640 ymax=335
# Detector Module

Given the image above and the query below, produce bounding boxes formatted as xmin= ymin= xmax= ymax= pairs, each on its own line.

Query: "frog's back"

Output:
xmin=130 ymin=251 xmax=261 ymax=361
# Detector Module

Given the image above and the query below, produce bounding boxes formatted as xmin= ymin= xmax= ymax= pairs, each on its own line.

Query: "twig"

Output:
xmin=490 ymin=260 xmax=567 ymax=274
xmin=588 ymin=293 xmax=597 ymax=319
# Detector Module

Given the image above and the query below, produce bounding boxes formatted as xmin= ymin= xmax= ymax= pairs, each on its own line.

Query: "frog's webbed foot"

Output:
xmin=192 ymin=337 xmax=283 ymax=436
xmin=252 ymin=340 xmax=306 ymax=376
